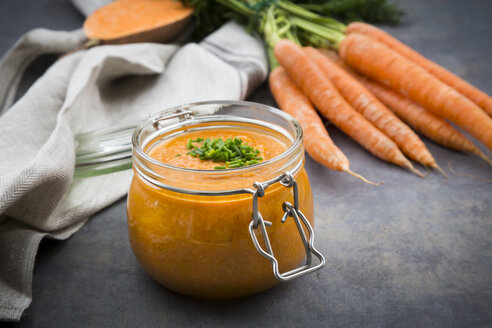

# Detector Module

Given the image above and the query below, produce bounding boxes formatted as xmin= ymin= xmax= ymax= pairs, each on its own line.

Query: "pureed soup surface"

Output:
xmin=148 ymin=128 xmax=288 ymax=170
xmin=128 ymin=124 xmax=314 ymax=298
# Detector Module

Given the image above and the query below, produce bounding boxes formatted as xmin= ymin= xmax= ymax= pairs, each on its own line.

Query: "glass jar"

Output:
xmin=127 ymin=101 xmax=324 ymax=298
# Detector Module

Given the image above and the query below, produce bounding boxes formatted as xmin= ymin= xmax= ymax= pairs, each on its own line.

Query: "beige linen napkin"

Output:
xmin=0 ymin=20 xmax=267 ymax=321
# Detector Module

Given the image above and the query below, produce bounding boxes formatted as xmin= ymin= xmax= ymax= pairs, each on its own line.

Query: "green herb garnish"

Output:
xmin=186 ymin=137 xmax=263 ymax=169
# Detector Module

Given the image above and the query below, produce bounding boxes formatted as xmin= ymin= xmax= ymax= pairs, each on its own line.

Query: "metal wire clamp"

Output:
xmin=151 ymin=107 xmax=194 ymax=130
xmin=248 ymin=172 xmax=326 ymax=282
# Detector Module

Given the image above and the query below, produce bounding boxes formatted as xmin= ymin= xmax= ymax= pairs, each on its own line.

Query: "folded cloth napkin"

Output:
xmin=0 ymin=19 xmax=267 ymax=321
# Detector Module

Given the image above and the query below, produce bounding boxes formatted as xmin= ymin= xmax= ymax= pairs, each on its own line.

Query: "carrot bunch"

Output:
xmin=268 ymin=22 xmax=492 ymax=183
xmin=164 ymin=1 xmax=491 ymax=183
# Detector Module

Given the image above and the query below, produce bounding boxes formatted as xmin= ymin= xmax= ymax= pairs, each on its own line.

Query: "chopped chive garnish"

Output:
xmin=185 ymin=137 xmax=263 ymax=169
xmin=176 ymin=154 xmax=181 ymax=157
xmin=186 ymin=138 xmax=193 ymax=150
xmin=232 ymin=144 xmax=241 ymax=155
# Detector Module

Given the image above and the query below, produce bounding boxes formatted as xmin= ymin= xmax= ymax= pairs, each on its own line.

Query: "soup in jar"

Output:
xmin=127 ymin=115 xmax=315 ymax=298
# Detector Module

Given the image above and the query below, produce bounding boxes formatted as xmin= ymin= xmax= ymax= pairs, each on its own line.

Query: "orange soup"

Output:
xmin=127 ymin=125 xmax=313 ymax=298
xmin=148 ymin=128 xmax=286 ymax=171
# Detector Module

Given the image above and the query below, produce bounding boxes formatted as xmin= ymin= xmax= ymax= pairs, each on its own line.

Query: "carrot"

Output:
xmin=339 ymin=33 xmax=492 ymax=153
xmin=357 ymin=76 xmax=492 ymax=167
xmin=83 ymin=0 xmax=193 ymax=44
xmin=346 ymin=22 xmax=492 ymax=117
xmin=274 ymin=39 xmax=423 ymax=177
xmin=320 ymin=49 xmax=492 ymax=166
xmin=304 ymin=47 xmax=444 ymax=175
xmin=269 ymin=67 xmax=378 ymax=184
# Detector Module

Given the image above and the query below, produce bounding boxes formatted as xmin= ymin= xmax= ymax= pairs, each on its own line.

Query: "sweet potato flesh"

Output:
xmin=83 ymin=0 xmax=193 ymax=41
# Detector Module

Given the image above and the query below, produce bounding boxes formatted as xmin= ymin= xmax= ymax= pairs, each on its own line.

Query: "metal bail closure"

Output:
xmin=152 ymin=107 xmax=194 ymax=130
xmin=248 ymin=172 xmax=326 ymax=282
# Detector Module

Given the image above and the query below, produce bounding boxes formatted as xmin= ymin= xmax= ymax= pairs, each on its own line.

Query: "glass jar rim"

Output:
xmin=131 ymin=100 xmax=304 ymax=175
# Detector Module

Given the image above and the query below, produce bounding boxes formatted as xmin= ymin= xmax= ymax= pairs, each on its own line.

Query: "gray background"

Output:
xmin=1 ymin=0 xmax=491 ymax=327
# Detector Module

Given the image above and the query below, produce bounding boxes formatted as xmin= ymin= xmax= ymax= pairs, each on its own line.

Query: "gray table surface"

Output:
xmin=1 ymin=0 xmax=491 ymax=327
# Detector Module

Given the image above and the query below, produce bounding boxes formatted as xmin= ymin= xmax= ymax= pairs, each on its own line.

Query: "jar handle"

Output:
xmin=248 ymin=172 xmax=325 ymax=282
